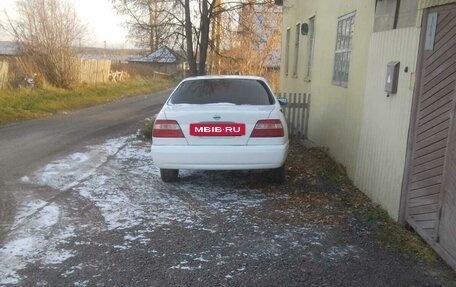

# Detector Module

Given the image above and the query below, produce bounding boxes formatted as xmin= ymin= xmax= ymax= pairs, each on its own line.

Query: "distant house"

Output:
xmin=127 ymin=46 xmax=186 ymax=77
xmin=277 ymin=0 xmax=456 ymax=270
xmin=0 ymin=41 xmax=19 ymax=58
xmin=0 ymin=41 xmax=19 ymax=89
xmin=77 ymin=47 xmax=142 ymax=64
xmin=77 ymin=53 xmax=132 ymax=64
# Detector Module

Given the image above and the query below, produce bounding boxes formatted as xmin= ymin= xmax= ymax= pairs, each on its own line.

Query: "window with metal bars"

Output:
xmin=332 ymin=12 xmax=356 ymax=88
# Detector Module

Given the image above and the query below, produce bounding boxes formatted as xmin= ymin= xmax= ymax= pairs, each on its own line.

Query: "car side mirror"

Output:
xmin=278 ymin=97 xmax=288 ymax=107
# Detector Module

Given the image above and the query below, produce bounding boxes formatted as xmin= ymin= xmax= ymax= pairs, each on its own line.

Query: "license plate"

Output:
xmin=190 ymin=123 xmax=245 ymax=136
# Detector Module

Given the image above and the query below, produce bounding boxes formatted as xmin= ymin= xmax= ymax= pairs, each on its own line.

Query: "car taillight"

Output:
xmin=152 ymin=120 xmax=184 ymax=138
xmin=251 ymin=119 xmax=284 ymax=137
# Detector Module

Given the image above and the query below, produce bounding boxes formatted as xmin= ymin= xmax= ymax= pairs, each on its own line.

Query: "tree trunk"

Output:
xmin=198 ymin=0 xmax=210 ymax=75
xmin=184 ymin=0 xmax=197 ymax=76
xmin=148 ymin=0 xmax=155 ymax=52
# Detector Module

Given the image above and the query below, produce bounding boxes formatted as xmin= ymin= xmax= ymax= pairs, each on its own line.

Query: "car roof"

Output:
xmin=181 ymin=75 xmax=267 ymax=82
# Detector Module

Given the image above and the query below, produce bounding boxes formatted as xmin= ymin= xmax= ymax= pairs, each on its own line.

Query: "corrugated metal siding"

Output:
xmin=354 ymin=28 xmax=421 ymax=219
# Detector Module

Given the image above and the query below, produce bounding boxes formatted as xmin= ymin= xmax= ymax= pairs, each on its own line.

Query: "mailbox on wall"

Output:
xmin=385 ymin=61 xmax=400 ymax=95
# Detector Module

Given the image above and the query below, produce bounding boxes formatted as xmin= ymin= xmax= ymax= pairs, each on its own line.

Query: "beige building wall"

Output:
xmin=354 ymin=28 xmax=420 ymax=219
xmin=279 ymin=0 xmax=375 ymax=177
xmin=279 ymin=0 xmax=456 ymax=221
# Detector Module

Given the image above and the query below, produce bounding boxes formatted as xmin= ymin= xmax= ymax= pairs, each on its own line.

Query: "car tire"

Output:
xmin=270 ymin=165 xmax=286 ymax=184
xmin=160 ymin=169 xmax=179 ymax=182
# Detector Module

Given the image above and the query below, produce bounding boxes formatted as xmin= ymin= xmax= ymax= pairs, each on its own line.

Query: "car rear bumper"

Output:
xmin=151 ymin=143 xmax=289 ymax=170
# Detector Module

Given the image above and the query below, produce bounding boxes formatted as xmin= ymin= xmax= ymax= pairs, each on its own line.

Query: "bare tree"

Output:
xmin=217 ymin=1 xmax=282 ymax=90
xmin=111 ymin=0 xmax=183 ymax=52
xmin=180 ymin=0 xmax=280 ymax=76
xmin=7 ymin=0 xmax=86 ymax=88
xmin=113 ymin=0 xmax=276 ymax=76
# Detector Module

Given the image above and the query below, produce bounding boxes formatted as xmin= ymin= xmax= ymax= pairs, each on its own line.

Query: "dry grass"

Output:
xmin=270 ymin=140 xmax=439 ymax=263
xmin=0 ymin=78 xmax=174 ymax=125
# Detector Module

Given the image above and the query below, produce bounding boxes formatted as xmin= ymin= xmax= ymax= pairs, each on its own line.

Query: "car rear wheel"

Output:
xmin=270 ymin=165 xmax=286 ymax=184
xmin=160 ymin=169 xmax=179 ymax=182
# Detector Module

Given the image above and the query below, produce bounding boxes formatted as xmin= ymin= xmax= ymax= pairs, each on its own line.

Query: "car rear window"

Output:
xmin=169 ymin=79 xmax=275 ymax=105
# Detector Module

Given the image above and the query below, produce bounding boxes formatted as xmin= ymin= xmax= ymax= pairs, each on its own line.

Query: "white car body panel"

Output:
xmin=151 ymin=75 xmax=289 ymax=171
xmin=151 ymin=144 xmax=288 ymax=170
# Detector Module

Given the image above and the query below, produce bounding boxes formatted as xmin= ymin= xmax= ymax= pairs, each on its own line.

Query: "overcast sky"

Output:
xmin=0 ymin=0 xmax=130 ymax=48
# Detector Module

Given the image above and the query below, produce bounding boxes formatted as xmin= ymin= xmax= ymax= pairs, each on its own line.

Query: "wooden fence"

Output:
xmin=278 ymin=92 xmax=311 ymax=138
xmin=0 ymin=58 xmax=113 ymax=88
xmin=79 ymin=59 xmax=111 ymax=84
xmin=0 ymin=61 xmax=8 ymax=89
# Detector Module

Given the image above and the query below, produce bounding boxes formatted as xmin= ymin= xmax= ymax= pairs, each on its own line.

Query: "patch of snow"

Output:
xmin=113 ymin=245 xmax=130 ymax=250
xmin=38 ymin=204 xmax=60 ymax=227
xmin=322 ymin=245 xmax=359 ymax=261
xmin=61 ymin=263 xmax=84 ymax=278
xmin=42 ymin=250 xmax=74 ymax=265
xmin=7 ymin=135 xmax=363 ymax=284
xmin=30 ymin=137 xmax=206 ymax=233
xmin=193 ymin=256 xmax=210 ymax=263
xmin=199 ymin=228 xmax=217 ymax=234
xmin=169 ymin=260 xmax=202 ymax=271
xmin=12 ymin=199 xmax=48 ymax=229
xmin=124 ymin=234 xmax=144 ymax=241
xmin=33 ymin=137 xmax=129 ymax=191
xmin=74 ymin=280 xmax=89 ymax=287
xmin=0 ymin=203 xmax=75 ymax=285
xmin=237 ymin=266 xmax=246 ymax=272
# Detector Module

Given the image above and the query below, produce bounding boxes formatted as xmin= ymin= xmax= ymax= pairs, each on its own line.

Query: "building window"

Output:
xmin=306 ymin=16 xmax=315 ymax=80
xmin=293 ymin=23 xmax=300 ymax=77
xmin=332 ymin=12 xmax=356 ymax=88
xmin=374 ymin=0 xmax=417 ymax=31
xmin=396 ymin=0 xmax=418 ymax=29
xmin=374 ymin=0 xmax=399 ymax=31
xmin=285 ymin=27 xmax=290 ymax=76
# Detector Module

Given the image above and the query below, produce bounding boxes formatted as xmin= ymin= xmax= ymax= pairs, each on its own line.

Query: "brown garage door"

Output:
xmin=404 ymin=4 xmax=456 ymax=270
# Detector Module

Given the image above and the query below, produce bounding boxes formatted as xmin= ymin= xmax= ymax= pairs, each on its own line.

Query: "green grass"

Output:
xmin=0 ymin=79 xmax=174 ymax=125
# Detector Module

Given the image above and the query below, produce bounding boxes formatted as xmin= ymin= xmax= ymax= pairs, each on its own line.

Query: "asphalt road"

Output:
xmin=0 ymin=89 xmax=170 ymax=182
xmin=0 ymin=89 xmax=170 ymax=243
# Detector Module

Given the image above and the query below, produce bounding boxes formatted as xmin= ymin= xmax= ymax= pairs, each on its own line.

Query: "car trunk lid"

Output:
xmin=164 ymin=104 xmax=275 ymax=145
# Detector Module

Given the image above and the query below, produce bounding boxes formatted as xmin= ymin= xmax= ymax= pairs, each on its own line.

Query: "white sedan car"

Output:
xmin=151 ymin=75 xmax=289 ymax=182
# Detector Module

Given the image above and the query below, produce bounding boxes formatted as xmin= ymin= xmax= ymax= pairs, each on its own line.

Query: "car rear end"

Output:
xmin=151 ymin=76 xmax=289 ymax=181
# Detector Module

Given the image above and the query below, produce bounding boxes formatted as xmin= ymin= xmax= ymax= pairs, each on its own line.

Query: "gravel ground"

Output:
xmin=0 ymin=136 xmax=455 ymax=286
